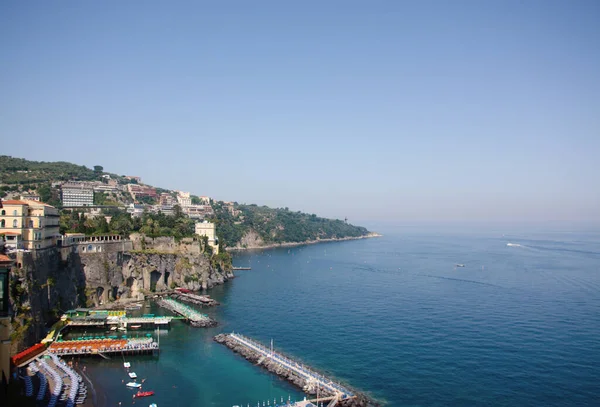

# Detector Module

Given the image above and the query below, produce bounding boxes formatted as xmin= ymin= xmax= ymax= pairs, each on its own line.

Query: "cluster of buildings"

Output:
xmin=129 ymin=191 xmax=213 ymax=220
xmin=0 ymin=196 xmax=219 ymax=253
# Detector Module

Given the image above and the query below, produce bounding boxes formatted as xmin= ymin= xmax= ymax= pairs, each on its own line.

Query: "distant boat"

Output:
xmin=130 ymin=325 xmax=142 ymax=330
xmin=118 ymin=327 xmax=127 ymax=331
xmin=110 ymin=326 xmax=117 ymax=331
xmin=149 ymin=403 xmax=158 ymax=407
xmin=129 ymin=372 xmax=138 ymax=379
xmin=123 ymin=362 xmax=131 ymax=368
xmin=126 ymin=382 xmax=142 ymax=388
xmin=455 ymin=264 xmax=465 ymax=268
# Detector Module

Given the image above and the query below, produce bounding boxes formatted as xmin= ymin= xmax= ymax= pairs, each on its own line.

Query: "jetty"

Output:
xmin=157 ymin=297 xmax=217 ymax=327
xmin=169 ymin=291 xmax=220 ymax=307
xmin=214 ymin=333 xmax=378 ymax=407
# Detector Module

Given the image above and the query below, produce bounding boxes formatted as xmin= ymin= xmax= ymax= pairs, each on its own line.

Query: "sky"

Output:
xmin=1 ymin=1 xmax=599 ymax=223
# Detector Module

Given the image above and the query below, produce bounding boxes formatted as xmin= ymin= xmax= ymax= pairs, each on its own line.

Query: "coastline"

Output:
xmin=226 ymin=232 xmax=382 ymax=252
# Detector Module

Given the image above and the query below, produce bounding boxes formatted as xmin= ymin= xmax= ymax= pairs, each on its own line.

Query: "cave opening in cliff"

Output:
xmin=126 ymin=277 xmax=134 ymax=288
xmin=164 ymin=271 xmax=170 ymax=286
xmin=96 ymin=287 xmax=104 ymax=303
xmin=150 ymin=270 xmax=161 ymax=292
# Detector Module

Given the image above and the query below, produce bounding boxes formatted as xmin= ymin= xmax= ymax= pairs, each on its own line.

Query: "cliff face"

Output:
xmin=9 ymin=241 xmax=233 ymax=351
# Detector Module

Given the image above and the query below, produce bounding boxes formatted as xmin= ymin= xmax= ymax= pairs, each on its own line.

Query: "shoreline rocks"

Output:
xmin=227 ymin=233 xmax=382 ymax=252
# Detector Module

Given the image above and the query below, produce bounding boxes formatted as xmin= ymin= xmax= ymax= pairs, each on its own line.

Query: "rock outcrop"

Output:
xmin=9 ymin=241 xmax=233 ymax=352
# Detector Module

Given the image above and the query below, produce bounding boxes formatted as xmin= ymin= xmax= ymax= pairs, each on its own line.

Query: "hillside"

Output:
xmin=0 ymin=156 xmax=373 ymax=248
xmin=0 ymin=155 xmax=100 ymax=184
xmin=211 ymin=202 xmax=371 ymax=249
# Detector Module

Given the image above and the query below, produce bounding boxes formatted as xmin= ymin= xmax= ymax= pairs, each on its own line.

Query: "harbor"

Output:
xmin=215 ymin=333 xmax=375 ymax=407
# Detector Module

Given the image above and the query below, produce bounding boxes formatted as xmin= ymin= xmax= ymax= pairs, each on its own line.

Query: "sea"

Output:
xmin=81 ymin=223 xmax=600 ymax=407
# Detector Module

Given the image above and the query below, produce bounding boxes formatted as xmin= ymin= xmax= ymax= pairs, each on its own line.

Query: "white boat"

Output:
xmin=129 ymin=372 xmax=137 ymax=379
xmin=110 ymin=326 xmax=117 ymax=331
xmin=126 ymin=382 xmax=142 ymax=388
xmin=149 ymin=404 xmax=158 ymax=407
xmin=118 ymin=327 xmax=127 ymax=331
xmin=123 ymin=362 xmax=131 ymax=368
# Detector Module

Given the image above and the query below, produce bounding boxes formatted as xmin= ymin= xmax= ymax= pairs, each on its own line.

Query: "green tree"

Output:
xmin=94 ymin=165 xmax=103 ymax=173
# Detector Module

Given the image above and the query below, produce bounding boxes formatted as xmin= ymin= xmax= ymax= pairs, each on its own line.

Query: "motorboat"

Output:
xmin=149 ymin=404 xmax=158 ymax=407
xmin=123 ymin=362 xmax=131 ymax=368
xmin=126 ymin=382 xmax=142 ymax=388
xmin=134 ymin=390 xmax=155 ymax=398
xmin=129 ymin=372 xmax=138 ymax=379
xmin=130 ymin=325 xmax=142 ymax=330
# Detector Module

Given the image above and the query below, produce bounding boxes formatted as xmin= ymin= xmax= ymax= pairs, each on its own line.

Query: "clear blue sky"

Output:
xmin=1 ymin=1 xmax=599 ymax=223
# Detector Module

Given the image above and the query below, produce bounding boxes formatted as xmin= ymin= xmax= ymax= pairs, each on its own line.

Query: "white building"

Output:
xmin=195 ymin=221 xmax=218 ymax=254
xmin=61 ymin=183 xmax=94 ymax=207
xmin=127 ymin=203 xmax=145 ymax=217
xmin=177 ymin=191 xmax=191 ymax=207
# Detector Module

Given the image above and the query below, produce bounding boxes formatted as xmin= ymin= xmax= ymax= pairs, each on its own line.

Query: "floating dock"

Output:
xmin=214 ymin=333 xmax=377 ymax=407
xmin=169 ymin=291 xmax=220 ymax=307
xmin=157 ymin=298 xmax=217 ymax=327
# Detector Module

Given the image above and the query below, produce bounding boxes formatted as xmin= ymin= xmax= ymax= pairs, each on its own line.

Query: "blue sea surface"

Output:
xmin=85 ymin=225 xmax=600 ymax=406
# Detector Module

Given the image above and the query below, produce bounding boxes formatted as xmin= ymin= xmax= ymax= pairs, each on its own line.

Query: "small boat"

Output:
xmin=149 ymin=404 xmax=158 ymax=407
xmin=118 ymin=327 xmax=127 ymax=331
xmin=126 ymin=382 xmax=142 ymax=388
xmin=455 ymin=264 xmax=465 ymax=267
xmin=129 ymin=372 xmax=138 ymax=379
xmin=134 ymin=390 xmax=155 ymax=398
xmin=130 ymin=325 xmax=142 ymax=330
xmin=123 ymin=362 xmax=131 ymax=368
xmin=110 ymin=326 xmax=117 ymax=331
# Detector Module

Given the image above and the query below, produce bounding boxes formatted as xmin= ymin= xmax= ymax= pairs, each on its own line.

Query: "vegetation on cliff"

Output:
xmin=60 ymin=206 xmax=196 ymax=238
xmin=210 ymin=201 xmax=370 ymax=248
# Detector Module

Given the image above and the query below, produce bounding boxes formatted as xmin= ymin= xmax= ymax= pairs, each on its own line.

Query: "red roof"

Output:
xmin=1 ymin=199 xmax=54 ymax=207
xmin=1 ymin=200 xmax=28 ymax=205
xmin=0 ymin=254 xmax=11 ymax=262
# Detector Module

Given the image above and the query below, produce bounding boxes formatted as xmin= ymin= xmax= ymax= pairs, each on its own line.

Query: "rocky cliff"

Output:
xmin=9 ymin=241 xmax=233 ymax=352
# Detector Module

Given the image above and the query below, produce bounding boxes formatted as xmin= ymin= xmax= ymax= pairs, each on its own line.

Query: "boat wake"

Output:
xmin=506 ymin=243 xmax=523 ymax=248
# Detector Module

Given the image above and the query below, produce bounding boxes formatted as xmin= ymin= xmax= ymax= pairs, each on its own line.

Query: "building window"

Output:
xmin=0 ymin=219 xmax=4 ymax=227
xmin=1 ymin=210 xmax=4 ymax=215
xmin=13 ymin=210 xmax=17 ymax=216
xmin=29 ymin=220 xmax=34 ymax=228
xmin=13 ymin=220 xmax=17 ymax=228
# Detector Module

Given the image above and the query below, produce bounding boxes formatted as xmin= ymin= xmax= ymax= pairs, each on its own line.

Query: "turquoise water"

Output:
xmin=85 ymin=225 xmax=600 ymax=406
